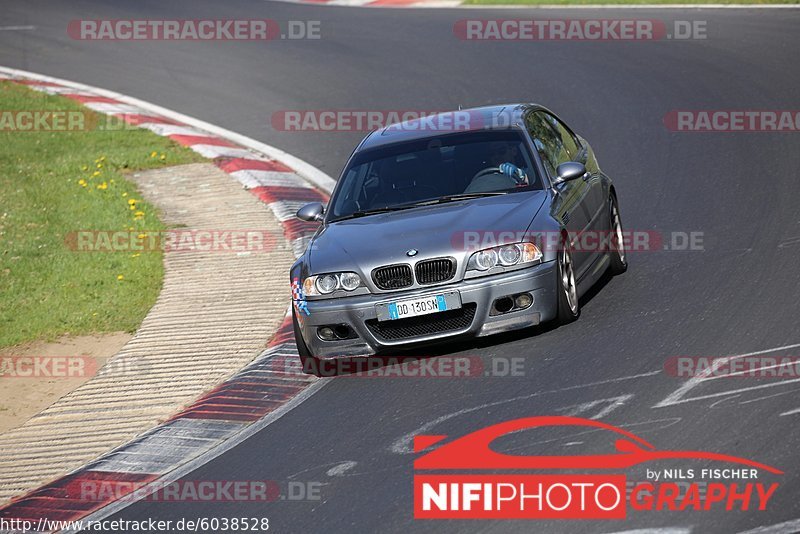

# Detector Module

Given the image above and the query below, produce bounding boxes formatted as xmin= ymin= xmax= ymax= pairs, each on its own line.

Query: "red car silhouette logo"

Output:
xmin=414 ymin=416 xmax=783 ymax=474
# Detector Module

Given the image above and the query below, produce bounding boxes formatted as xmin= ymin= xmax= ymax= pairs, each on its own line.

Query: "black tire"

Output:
xmin=556 ymin=237 xmax=580 ymax=324
xmin=292 ymin=308 xmax=320 ymax=376
xmin=608 ymin=194 xmax=628 ymax=275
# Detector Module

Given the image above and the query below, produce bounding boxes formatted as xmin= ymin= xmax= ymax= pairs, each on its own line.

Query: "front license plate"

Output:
xmin=376 ymin=292 xmax=462 ymax=322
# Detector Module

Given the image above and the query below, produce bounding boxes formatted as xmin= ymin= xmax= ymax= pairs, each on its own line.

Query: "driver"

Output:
xmin=464 ymin=141 xmax=530 ymax=193
xmin=486 ymin=142 xmax=527 ymax=186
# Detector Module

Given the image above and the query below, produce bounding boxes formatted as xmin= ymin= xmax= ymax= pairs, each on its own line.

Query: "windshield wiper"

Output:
xmin=382 ymin=192 xmax=510 ymax=210
xmin=434 ymin=191 xmax=510 ymax=203
xmin=342 ymin=204 xmax=419 ymax=219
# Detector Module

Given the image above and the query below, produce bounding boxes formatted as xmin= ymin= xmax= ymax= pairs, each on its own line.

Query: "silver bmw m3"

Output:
xmin=290 ymin=104 xmax=626 ymax=367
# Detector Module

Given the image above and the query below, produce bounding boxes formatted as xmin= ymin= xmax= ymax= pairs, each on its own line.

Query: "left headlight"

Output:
xmin=302 ymin=272 xmax=363 ymax=297
xmin=466 ymin=242 xmax=542 ymax=273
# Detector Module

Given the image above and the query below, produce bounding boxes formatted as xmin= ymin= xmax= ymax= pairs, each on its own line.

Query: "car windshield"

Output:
xmin=328 ymin=130 xmax=541 ymax=221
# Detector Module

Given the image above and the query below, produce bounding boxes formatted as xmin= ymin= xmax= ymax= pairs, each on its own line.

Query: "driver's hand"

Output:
xmin=499 ymin=162 xmax=527 ymax=185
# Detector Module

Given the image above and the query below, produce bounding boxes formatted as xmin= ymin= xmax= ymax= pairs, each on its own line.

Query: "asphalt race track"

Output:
xmin=2 ymin=0 xmax=800 ymax=532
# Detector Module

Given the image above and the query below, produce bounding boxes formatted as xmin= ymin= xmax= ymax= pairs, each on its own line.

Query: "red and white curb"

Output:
xmin=0 ymin=67 xmax=333 ymax=532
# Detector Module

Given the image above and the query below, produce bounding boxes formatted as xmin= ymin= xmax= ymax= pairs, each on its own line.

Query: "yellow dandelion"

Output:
xmin=117 ymin=274 xmax=124 ymax=281
xmin=131 ymin=253 xmax=140 ymax=258
xmin=96 ymin=163 xmax=103 ymax=169
xmin=81 ymin=165 xmax=88 ymax=171
xmin=96 ymin=182 xmax=108 ymax=190
xmin=150 ymin=151 xmax=158 ymax=158
xmin=92 ymin=170 xmax=101 ymax=177
xmin=159 ymin=154 xmax=166 ymax=161
xmin=78 ymin=179 xmax=87 ymax=187
xmin=122 ymin=192 xmax=128 ymax=197
xmin=137 ymin=233 xmax=147 ymax=239
xmin=127 ymin=198 xmax=136 ymax=204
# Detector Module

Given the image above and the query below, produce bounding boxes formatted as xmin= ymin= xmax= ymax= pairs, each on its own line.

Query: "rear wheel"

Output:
xmin=556 ymin=237 xmax=580 ymax=324
xmin=292 ymin=308 xmax=320 ymax=376
xmin=608 ymin=194 xmax=627 ymax=275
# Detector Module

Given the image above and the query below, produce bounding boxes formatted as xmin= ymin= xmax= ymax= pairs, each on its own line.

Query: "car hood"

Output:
xmin=307 ymin=191 xmax=547 ymax=275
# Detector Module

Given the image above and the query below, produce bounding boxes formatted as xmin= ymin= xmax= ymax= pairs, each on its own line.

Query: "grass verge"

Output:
xmin=0 ymin=81 xmax=205 ymax=348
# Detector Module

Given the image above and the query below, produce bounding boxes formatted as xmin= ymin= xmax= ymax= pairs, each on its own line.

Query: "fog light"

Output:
xmin=318 ymin=326 xmax=336 ymax=341
xmin=515 ymin=293 xmax=533 ymax=309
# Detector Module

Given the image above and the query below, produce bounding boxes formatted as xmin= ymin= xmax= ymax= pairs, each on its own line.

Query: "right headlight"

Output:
xmin=466 ymin=242 xmax=542 ymax=273
xmin=302 ymin=272 xmax=363 ymax=297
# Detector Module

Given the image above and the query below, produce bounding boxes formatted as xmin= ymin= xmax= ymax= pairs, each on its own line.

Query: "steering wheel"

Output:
xmin=471 ymin=166 xmax=503 ymax=182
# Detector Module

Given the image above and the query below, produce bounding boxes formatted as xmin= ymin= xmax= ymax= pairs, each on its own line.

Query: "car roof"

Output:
xmin=356 ymin=103 xmax=545 ymax=152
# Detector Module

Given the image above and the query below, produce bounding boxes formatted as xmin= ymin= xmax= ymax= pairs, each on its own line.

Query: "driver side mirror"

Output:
xmin=554 ymin=162 xmax=587 ymax=185
xmin=296 ymin=202 xmax=325 ymax=222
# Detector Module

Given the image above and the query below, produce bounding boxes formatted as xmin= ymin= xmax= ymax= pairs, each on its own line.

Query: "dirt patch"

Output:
xmin=0 ymin=332 xmax=132 ymax=433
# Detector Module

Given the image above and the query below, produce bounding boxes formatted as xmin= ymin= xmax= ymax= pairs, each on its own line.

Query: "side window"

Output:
xmin=525 ymin=112 xmax=563 ymax=178
xmin=544 ymin=113 xmax=581 ymax=162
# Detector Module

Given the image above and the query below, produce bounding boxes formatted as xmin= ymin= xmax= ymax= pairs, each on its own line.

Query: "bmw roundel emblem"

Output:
xmin=406 ymin=249 xmax=418 ymax=257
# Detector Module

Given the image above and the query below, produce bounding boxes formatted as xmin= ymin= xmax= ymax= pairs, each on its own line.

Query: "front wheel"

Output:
xmin=292 ymin=308 xmax=320 ymax=375
xmin=608 ymin=194 xmax=627 ymax=275
xmin=556 ymin=238 xmax=580 ymax=324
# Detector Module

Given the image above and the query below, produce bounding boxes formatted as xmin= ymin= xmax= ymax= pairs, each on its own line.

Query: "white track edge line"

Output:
xmin=60 ymin=379 xmax=331 ymax=534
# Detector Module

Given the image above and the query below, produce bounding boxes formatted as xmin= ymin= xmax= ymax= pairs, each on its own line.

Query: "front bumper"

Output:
xmin=295 ymin=261 xmax=557 ymax=359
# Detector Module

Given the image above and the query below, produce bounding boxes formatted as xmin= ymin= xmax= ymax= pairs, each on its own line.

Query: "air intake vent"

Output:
xmin=415 ymin=258 xmax=456 ymax=285
xmin=366 ymin=304 xmax=477 ymax=341
xmin=372 ymin=264 xmax=413 ymax=290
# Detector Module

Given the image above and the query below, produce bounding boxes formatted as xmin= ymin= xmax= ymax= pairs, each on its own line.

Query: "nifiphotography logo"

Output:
xmin=413 ymin=416 xmax=782 ymax=519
